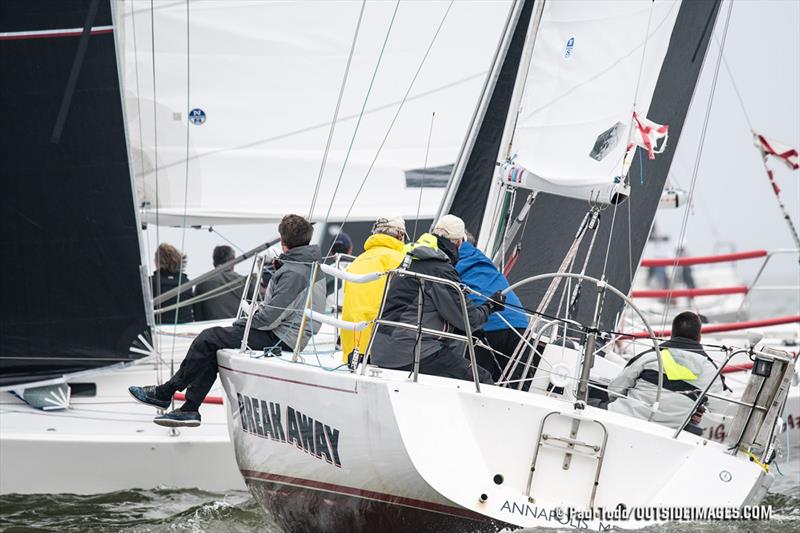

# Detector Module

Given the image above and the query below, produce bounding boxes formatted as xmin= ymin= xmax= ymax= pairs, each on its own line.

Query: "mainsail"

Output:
xmin=117 ymin=1 xmax=510 ymax=227
xmin=0 ymin=0 xmax=149 ymax=386
xmin=444 ymin=0 xmax=722 ymax=331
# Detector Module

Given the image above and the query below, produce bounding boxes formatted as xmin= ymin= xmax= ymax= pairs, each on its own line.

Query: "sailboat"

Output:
xmin=0 ymin=0 xmax=248 ymax=494
xmin=0 ymin=0 xmax=511 ymax=494
xmin=216 ymin=0 xmax=792 ymax=531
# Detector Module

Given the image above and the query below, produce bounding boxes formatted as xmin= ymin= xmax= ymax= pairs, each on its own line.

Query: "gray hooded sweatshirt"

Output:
xmin=236 ymin=244 xmax=325 ymax=351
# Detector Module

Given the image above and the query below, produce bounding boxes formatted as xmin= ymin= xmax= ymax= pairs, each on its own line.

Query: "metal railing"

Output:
xmin=735 ymin=248 xmax=800 ymax=320
xmin=360 ymin=268 xmax=484 ymax=393
xmin=504 ymin=273 xmax=664 ymax=415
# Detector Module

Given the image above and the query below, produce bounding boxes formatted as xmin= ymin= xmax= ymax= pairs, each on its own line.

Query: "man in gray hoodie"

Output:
xmin=129 ymin=214 xmax=325 ymax=427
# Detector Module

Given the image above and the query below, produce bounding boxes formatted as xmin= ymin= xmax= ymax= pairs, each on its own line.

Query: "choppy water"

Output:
xmin=1 ymin=455 xmax=798 ymax=533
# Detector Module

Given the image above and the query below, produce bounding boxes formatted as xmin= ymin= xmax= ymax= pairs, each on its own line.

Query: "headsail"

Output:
xmin=445 ymin=0 xmax=722 ymax=332
xmin=503 ymin=0 xmax=681 ymax=204
xmin=0 ymin=1 xmax=150 ymax=386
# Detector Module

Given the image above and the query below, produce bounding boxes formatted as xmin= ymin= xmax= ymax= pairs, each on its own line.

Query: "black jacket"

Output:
xmin=370 ymin=236 xmax=492 ymax=368
xmin=193 ymin=269 xmax=245 ymax=321
xmin=151 ymin=269 xmax=194 ymax=324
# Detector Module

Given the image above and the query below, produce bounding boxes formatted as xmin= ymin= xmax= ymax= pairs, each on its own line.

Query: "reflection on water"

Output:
xmin=0 ymin=455 xmax=797 ymax=533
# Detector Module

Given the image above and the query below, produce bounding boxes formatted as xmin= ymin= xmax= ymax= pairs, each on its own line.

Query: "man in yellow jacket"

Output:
xmin=340 ymin=217 xmax=407 ymax=363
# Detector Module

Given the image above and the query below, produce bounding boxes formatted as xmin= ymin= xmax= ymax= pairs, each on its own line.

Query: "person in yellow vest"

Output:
xmin=607 ymin=311 xmax=726 ymax=430
xmin=340 ymin=217 xmax=407 ymax=363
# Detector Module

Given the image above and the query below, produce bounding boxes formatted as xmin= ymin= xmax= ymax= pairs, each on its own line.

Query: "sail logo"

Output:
xmin=236 ymin=393 xmax=342 ymax=467
xmin=188 ymin=108 xmax=206 ymax=125
xmin=564 ymin=37 xmax=575 ymax=59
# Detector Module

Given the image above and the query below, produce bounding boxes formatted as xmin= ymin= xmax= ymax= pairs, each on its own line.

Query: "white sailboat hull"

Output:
xmin=0 ymin=322 xmax=245 ymax=495
xmin=218 ymin=348 xmax=772 ymax=532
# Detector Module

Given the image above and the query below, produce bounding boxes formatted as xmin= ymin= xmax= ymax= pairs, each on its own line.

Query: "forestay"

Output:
xmin=505 ymin=0 xmax=680 ymax=204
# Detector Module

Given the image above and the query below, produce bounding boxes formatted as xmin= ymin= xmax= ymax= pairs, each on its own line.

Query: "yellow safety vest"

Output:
xmin=659 ymin=348 xmax=698 ymax=381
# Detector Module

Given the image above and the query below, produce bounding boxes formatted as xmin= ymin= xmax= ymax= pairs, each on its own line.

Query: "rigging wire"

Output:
xmin=328 ymin=0 xmax=456 ymax=254
xmin=322 ymin=0 xmax=401 ymax=225
xmin=307 ymin=0 xmax=367 ymax=220
xmin=658 ymin=0 xmax=735 ymax=330
xmin=600 ymin=0 xmax=655 ymax=284
xmin=208 ymin=226 xmax=245 ymax=254
xmin=169 ymin=0 xmax=193 ymax=385
xmin=149 ymin=0 xmax=163 ymax=384
xmin=413 ymin=112 xmax=436 ymax=241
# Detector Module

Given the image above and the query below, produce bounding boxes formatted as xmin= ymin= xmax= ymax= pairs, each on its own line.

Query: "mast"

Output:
xmin=436 ymin=0 xmax=538 ymax=235
xmin=0 ymin=0 xmax=150 ymax=386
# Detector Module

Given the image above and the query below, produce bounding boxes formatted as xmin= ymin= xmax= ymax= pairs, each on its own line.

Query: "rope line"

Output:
xmin=413 ymin=112 xmax=436 ymax=240
xmin=308 ymin=0 xmax=367 ymax=220
xmin=659 ymin=0 xmax=734 ymax=330
xmin=322 ymin=0 xmax=401 ymax=225
xmin=327 ymin=0 xmax=456 ymax=256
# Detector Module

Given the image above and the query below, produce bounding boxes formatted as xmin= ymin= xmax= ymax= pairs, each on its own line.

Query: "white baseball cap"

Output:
xmin=432 ymin=214 xmax=466 ymax=241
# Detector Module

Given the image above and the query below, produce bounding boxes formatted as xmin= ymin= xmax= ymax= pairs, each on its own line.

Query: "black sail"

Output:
xmin=449 ymin=0 xmax=722 ymax=332
xmin=0 ymin=0 xmax=149 ymax=386
xmin=446 ymin=0 xmax=536 ymax=236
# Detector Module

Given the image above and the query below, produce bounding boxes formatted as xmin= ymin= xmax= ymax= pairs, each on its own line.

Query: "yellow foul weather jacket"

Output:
xmin=340 ymin=233 xmax=406 ymax=361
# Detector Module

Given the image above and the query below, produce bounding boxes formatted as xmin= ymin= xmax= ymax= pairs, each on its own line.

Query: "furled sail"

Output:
xmin=117 ymin=1 xmax=511 ymax=226
xmin=504 ymin=0 xmax=681 ymax=204
xmin=0 ymin=0 xmax=150 ymax=386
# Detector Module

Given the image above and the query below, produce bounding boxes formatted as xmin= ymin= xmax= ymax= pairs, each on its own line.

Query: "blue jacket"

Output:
xmin=455 ymin=241 xmax=528 ymax=332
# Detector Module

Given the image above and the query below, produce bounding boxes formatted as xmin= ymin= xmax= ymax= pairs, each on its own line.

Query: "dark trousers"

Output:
xmin=161 ymin=326 xmax=285 ymax=411
xmin=395 ymin=347 xmax=494 ymax=385
xmin=475 ymin=328 xmax=540 ymax=387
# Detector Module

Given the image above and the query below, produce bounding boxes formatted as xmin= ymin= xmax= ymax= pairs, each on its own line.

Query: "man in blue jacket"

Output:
xmin=455 ymin=233 xmax=531 ymax=382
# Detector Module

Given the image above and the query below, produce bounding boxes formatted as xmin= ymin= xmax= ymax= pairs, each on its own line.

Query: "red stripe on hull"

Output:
xmin=242 ymin=472 xmax=505 ymax=533
xmin=218 ymin=364 xmax=357 ymax=394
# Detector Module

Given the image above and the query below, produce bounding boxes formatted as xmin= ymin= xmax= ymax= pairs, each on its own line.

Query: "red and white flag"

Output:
xmin=630 ymin=112 xmax=669 ymax=160
xmin=755 ymin=133 xmax=799 ymax=171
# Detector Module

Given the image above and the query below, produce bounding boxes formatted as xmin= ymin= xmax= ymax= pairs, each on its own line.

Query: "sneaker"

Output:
xmin=153 ymin=409 xmax=201 ymax=428
xmin=128 ymin=385 xmax=172 ymax=410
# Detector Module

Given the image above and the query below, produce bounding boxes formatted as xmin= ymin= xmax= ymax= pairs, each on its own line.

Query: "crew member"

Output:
xmin=456 ymin=232 xmax=530 ymax=382
xmin=340 ymin=217 xmax=407 ymax=363
xmin=607 ymin=311 xmax=724 ymax=430
xmin=193 ymin=245 xmax=245 ymax=321
xmin=370 ymin=215 xmax=503 ymax=384
xmin=151 ymin=243 xmax=194 ymax=324
xmin=130 ymin=215 xmax=325 ymax=427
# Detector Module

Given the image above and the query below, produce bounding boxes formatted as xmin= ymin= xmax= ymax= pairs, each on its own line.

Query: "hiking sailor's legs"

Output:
xmin=159 ymin=325 xmax=284 ymax=410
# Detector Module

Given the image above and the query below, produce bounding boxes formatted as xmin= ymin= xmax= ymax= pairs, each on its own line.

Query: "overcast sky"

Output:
xmin=146 ymin=0 xmax=799 ymax=301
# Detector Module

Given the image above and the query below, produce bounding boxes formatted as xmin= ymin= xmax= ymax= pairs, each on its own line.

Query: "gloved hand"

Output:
xmin=482 ymin=290 xmax=506 ymax=314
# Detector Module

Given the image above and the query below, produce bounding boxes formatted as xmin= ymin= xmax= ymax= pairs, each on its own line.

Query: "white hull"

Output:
xmin=0 ymin=321 xmax=245 ymax=495
xmin=219 ymin=348 xmax=772 ymax=532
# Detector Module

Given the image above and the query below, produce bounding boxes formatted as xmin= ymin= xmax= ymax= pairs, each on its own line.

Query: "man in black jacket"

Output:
xmin=370 ymin=215 xmax=504 ymax=384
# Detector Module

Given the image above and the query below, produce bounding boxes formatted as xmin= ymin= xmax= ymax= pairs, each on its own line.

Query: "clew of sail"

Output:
xmin=503 ymin=0 xmax=680 ymax=204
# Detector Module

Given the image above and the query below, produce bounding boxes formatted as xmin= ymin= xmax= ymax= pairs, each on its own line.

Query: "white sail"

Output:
xmin=115 ymin=0 xmax=511 ymax=225
xmin=505 ymin=0 xmax=681 ymax=203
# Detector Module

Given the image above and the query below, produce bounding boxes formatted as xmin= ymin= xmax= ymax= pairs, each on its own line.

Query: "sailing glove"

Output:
xmin=482 ymin=290 xmax=506 ymax=314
